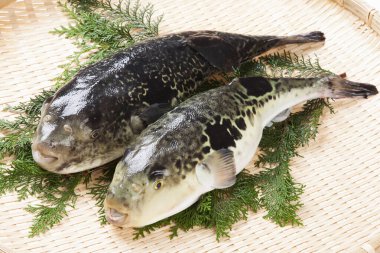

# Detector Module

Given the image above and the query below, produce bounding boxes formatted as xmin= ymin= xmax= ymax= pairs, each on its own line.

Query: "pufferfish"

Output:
xmin=104 ymin=75 xmax=378 ymax=227
xmin=32 ymin=30 xmax=325 ymax=174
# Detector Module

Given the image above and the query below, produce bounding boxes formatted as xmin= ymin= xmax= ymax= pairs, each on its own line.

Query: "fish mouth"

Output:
xmin=105 ymin=208 xmax=128 ymax=227
xmin=31 ymin=141 xmax=62 ymax=171
xmin=32 ymin=149 xmax=58 ymax=163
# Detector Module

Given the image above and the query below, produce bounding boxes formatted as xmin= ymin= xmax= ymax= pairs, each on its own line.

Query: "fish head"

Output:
xmin=32 ymin=81 xmax=132 ymax=174
xmin=105 ymin=147 xmax=205 ymax=228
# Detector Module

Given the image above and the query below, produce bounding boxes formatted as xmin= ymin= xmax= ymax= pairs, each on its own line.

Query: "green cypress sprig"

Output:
xmin=25 ymin=173 xmax=83 ymax=236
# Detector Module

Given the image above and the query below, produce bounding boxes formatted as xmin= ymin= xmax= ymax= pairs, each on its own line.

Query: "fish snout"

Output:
xmin=106 ymin=188 xmax=129 ymax=209
xmin=105 ymin=194 xmax=129 ymax=226
xmin=31 ymin=141 xmax=70 ymax=171
xmin=105 ymin=208 xmax=128 ymax=226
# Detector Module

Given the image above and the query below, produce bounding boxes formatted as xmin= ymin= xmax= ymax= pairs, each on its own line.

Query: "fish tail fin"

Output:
xmin=326 ymin=76 xmax=378 ymax=99
xmin=276 ymin=31 xmax=326 ymax=46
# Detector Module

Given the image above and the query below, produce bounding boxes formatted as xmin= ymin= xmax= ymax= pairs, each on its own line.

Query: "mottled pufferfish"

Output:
xmin=32 ymin=30 xmax=326 ymax=174
xmin=105 ymin=75 xmax=378 ymax=227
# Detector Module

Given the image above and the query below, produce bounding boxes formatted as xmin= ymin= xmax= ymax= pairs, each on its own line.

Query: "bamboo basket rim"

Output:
xmin=334 ymin=0 xmax=380 ymax=34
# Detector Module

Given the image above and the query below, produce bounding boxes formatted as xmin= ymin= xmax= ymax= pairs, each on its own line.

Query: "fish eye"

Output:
xmin=153 ymin=179 xmax=163 ymax=190
xmin=90 ymin=129 xmax=100 ymax=139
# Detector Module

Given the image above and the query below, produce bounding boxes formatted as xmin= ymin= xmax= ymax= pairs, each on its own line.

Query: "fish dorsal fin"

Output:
xmin=184 ymin=32 xmax=240 ymax=72
xmin=238 ymin=77 xmax=274 ymax=97
xmin=131 ymin=103 xmax=172 ymax=134
xmin=195 ymin=148 xmax=236 ymax=189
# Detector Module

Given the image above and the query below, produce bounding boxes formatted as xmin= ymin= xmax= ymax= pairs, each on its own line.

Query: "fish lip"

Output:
xmin=31 ymin=141 xmax=61 ymax=170
xmin=33 ymin=150 xmax=58 ymax=163
xmin=105 ymin=208 xmax=128 ymax=227
xmin=32 ymin=149 xmax=59 ymax=169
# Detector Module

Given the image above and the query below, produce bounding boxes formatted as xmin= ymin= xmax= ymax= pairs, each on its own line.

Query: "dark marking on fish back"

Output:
xmin=235 ymin=118 xmax=247 ymax=130
xmin=239 ymin=77 xmax=273 ymax=97
xmin=229 ymin=125 xmax=242 ymax=140
xmin=202 ymin=146 xmax=211 ymax=154
xmin=205 ymin=118 xmax=240 ymax=150
xmin=201 ymin=135 xmax=208 ymax=143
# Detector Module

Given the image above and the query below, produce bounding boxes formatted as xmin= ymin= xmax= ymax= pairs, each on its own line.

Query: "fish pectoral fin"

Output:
xmin=184 ymin=34 xmax=239 ymax=72
xmin=139 ymin=103 xmax=172 ymax=125
xmin=131 ymin=103 xmax=172 ymax=134
xmin=195 ymin=148 xmax=236 ymax=189
xmin=266 ymin=108 xmax=292 ymax=127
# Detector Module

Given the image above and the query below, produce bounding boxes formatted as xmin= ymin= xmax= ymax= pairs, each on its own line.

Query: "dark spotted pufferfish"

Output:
xmin=105 ymin=75 xmax=378 ymax=227
xmin=32 ymin=30 xmax=326 ymax=174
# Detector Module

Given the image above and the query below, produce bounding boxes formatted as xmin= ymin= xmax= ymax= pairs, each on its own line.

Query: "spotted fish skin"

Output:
xmin=105 ymin=75 xmax=377 ymax=227
xmin=32 ymin=30 xmax=326 ymax=174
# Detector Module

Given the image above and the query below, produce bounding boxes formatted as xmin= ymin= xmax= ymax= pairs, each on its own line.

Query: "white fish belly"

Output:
xmin=230 ymin=116 xmax=263 ymax=174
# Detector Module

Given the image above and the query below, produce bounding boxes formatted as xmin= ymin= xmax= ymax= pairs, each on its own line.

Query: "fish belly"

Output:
xmin=230 ymin=116 xmax=263 ymax=174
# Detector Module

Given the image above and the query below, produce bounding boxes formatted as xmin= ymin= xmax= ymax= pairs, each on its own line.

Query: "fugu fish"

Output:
xmin=32 ymin=30 xmax=326 ymax=174
xmin=104 ymin=75 xmax=378 ymax=227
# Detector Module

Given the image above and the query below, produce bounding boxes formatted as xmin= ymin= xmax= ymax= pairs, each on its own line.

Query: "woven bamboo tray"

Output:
xmin=1 ymin=0 xmax=380 ymax=252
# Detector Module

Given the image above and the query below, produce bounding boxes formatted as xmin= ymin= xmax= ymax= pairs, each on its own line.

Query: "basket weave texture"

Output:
xmin=0 ymin=0 xmax=380 ymax=252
